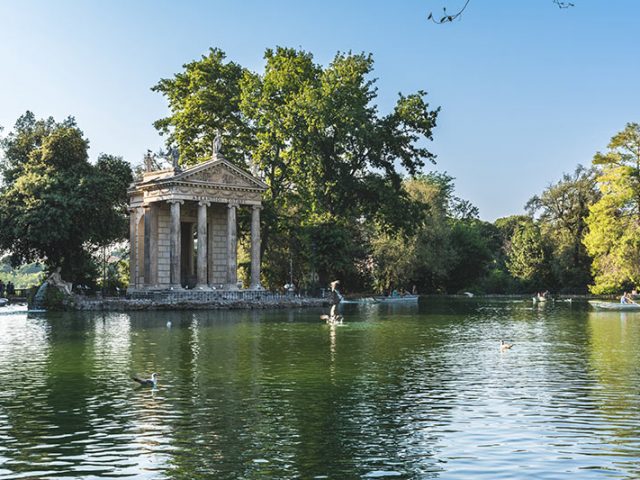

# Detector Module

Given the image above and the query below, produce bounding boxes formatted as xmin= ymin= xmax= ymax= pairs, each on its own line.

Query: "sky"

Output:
xmin=1 ymin=0 xmax=639 ymax=221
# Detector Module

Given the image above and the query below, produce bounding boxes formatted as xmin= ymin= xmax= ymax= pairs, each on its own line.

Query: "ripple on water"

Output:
xmin=0 ymin=305 xmax=639 ymax=478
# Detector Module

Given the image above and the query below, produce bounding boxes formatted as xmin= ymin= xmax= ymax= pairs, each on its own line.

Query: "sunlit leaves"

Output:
xmin=584 ymin=123 xmax=640 ymax=293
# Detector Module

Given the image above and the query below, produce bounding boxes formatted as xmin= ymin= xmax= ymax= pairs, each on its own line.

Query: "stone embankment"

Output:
xmin=72 ymin=290 xmax=327 ymax=311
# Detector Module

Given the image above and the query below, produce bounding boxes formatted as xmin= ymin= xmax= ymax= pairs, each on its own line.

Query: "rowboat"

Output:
xmin=375 ymin=295 xmax=419 ymax=304
xmin=589 ymin=300 xmax=640 ymax=311
xmin=340 ymin=297 xmax=378 ymax=304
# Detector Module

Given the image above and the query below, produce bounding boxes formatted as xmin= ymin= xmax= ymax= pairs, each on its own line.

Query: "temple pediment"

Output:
xmin=129 ymin=156 xmax=267 ymax=209
xmin=175 ymin=158 xmax=267 ymax=191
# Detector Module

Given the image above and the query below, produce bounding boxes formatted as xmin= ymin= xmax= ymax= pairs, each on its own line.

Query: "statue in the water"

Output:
xmin=321 ymin=280 xmax=343 ymax=324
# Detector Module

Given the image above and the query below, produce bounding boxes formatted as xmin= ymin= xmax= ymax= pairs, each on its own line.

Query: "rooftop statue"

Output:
xmin=144 ymin=150 xmax=159 ymax=172
xmin=212 ymin=130 xmax=222 ymax=158
xmin=170 ymin=146 xmax=181 ymax=172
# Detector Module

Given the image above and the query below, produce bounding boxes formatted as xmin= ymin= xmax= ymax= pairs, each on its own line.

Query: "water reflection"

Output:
xmin=0 ymin=301 xmax=639 ymax=478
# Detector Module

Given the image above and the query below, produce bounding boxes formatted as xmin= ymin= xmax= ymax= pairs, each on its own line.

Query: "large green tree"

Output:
xmin=584 ymin=123 xmax=640 ymax=293
xmin=506 ymin=219 xmax=552 ymax=290
xmin=0 ymin=112 xmax=133 ymax=284
xmin=370 ymin=173 xmax=493 ymax=294
xmin=153 ymin=47 xmax=439 ymax=290
xmin=526 ymin=165 xmax=599 ymax=292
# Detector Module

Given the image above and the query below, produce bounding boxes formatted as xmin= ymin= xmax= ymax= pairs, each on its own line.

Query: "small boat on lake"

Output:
xmin=375 ymin=294 xmax=419 ymax=304
xmin=0 ymin=298 xmax=8 ymax=307
xmin=589 ymin=300 xmax=640 ymax=311
xmin=341 ymin=297 xmax=378 ymax=304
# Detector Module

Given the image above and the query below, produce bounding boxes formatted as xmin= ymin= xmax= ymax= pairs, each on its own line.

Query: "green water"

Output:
xmin=1 ymin=299 xmax=640 ymax=479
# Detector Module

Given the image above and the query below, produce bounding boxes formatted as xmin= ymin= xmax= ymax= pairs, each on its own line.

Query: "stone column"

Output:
xmin=128 ymin=208 xmax=138 ymax=289
xmin=196 ymin=201 xmax=209 ymax=289
xmin=169 ymin=200 xmax=183 ymax=289
xmin=143 ymin=205 xmax=151 ymax=287
xmin=149 ymin=203 xmax=159 ymax=287
xmin=250 ymin=205 xmax=262 ymax=289
xmin=226 ymin=203 xmax=238 ymax=289
xmin=143 ymin=203 xmax=159 ymax=287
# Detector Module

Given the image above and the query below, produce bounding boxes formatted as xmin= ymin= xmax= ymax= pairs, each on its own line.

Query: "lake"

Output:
xmin=0 ymin=298 xmax=639 ymax=479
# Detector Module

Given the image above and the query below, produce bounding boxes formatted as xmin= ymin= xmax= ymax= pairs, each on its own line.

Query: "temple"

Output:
xmin=127 ymin=148 xmax=267 ymax=292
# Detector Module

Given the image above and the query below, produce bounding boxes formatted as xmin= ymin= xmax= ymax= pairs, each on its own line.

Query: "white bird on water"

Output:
xmin=132 ymin=373 xmax=158 ymax=387
xmin=500 ymin=340 xmax=514 ymax=352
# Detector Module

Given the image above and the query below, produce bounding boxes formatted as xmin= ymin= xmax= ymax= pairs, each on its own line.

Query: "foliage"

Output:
xmin=0 ymin=112 xmax=133 ymax=284
xmin=584 ymin=123 xmax=640 ymax=293
xmin=152 ymin=48 xmax=250 ymax=166
xmin=446 ymin=219 xmax=497 ymax=292
xmin=369 ymin=174 xmax=494 ymax=294
xmin=0 ymin=259 xmax=44 ymax=289
xmin=154 ymin=47 xmax=439 ymax=290
xmin=506 ymin=219 xmax=552 ymax=289
xmin=526 ymin=165 xmax=599 ymax=292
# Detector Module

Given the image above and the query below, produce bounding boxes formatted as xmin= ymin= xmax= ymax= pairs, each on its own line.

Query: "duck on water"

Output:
xmin=500 ymin=340 xmax=513 ymax=352
xmin=132 ymin=373 xmax=158 ymax=387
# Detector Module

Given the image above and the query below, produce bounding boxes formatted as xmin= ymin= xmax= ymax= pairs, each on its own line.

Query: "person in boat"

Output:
xmin=6 ymin=282 xmax=14 ymax=295
xmin=412 ymin=285 xmax=418 ymax=295
xmin=621 ymin=292 xmax=636 ymax=304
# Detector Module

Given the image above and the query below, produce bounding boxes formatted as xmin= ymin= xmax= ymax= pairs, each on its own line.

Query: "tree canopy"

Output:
xmin=584 ymin=123 xmax=640 ymax=293
xmin=153 ymin=47 xmax=440 ymax=289
xmin=0 ymin=112 xmax=133 ymax=283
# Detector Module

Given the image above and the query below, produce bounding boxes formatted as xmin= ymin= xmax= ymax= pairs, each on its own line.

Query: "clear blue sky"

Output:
xmin=1 ymin=0 xmax=638 ymax=221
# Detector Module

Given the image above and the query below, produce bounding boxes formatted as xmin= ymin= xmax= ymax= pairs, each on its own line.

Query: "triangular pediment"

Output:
xmin=174 ymin=158 xmax=267 ymax=190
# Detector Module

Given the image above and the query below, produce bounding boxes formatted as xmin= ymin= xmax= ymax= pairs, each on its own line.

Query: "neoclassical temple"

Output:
xmin=128 ymin=149 xmax=267 ymax=292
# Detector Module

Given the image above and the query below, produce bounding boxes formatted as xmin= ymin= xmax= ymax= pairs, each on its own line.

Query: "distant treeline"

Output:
xmin=0 ymin=261 xmax=43 ymax=290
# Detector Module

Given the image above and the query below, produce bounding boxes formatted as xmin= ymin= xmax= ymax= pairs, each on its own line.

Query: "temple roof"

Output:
xmin=136 ymin=157 xmax=268 ymax=191
xmin=129 ymin=157 xmax=267 ymax=207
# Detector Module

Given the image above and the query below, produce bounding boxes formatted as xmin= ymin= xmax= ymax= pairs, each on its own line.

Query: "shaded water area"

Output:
xmin=1 ymin=298 xmax=640 ymax=479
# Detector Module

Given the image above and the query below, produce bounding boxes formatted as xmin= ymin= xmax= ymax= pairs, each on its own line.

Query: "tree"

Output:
xmin=153 ymin=47 xmax=440 ymax=290
xmin=584 ymin=123 xmax=640 ymax=293
xmin=506 ymin=219 xmax=552 ymax=289
xmin=526 ymin=165 xmax=599 ymax=292
xmin=370 ymin=173 xmax=491 ymax=294
xmin=446 ymin=219 xmax=496 ymax=292
xmin=152 ymin=48 xmax=250 ymax=166
xmin=0 ymin=112 xmax=133 ymax=284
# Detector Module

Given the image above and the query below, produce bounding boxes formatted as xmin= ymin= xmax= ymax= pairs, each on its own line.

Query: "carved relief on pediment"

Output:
xmin=187 ymin=165 xmax=252 ymax=187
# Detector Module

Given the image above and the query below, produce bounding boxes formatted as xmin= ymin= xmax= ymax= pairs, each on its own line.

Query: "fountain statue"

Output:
xmin=48 ymin=267 xmax=73 ymax=295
